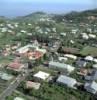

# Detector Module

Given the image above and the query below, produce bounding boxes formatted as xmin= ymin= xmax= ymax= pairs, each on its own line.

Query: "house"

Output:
xmin=14 ymin=97 xmax=24 ymax=100
xmin=60 ymin=32 xmax=66 ymax=36
xmin=16 ymin=44 xmax=46 ymax=56
xmin=64 ymin=54 xmax=77 ymax=60
xmin=0 ymin=71 xmax=13 ymax=81
xmin=71 ymin=29 xmax=78 ymax=34
xmin=20 ymin=30 xmax=26 ymax=33
xmin=76 ymin=59 xmax=87 ymax=68
xmin=26 ymin=81 xmax=41 ymax=90
xmin=57 ymin=75 xmax=77 ymax=89
xmin=85 ymin=70 xmax=97 ymax=81
xmin=81 ymin=33 xmax=89 ymax=40
xmin=33 ymin=71 xmax=50 ymax=80
xmin=84 ymin=81 xmax=97 ymax=94
xmin=36 ymin=48 xmax=46 ymax=54
xmin=77 ymin=68 xmax=88 ymax=76
xmin=58 ymin=57 xmax=68 ymax=62
xmin=85 ymin=56 xmax=94 ymax=61
xmin=89 ymin=34 xmax=96 ymax=39
xmin=16 ymin=44 xmax=33 ymax=54
xmin=49 ymin=61 xmax=75 ymax=73
xmin=93 ymin=58 xmax=97 ymax=63
xmin=7 ymin=62 xmax=25 ymax=72
xmin=70 ymin=40 xmax=75 ymax=44
xmin=93 ymin=64 xmax=97 ymax=69
xmin=27 ymin=51 xmax=44 ymax=60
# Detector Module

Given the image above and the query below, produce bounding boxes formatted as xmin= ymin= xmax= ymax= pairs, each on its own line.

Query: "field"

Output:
xmin=80 ymin=46 xmax=97 ymax=56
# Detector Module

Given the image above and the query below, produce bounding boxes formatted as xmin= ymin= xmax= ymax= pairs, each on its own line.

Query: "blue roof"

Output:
xmin=57 ymin=75 xmax=77 ymax=88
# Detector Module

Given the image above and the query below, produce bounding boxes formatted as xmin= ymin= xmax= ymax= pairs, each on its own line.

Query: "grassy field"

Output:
xmin=80 ymin=46 xmax=97 ymax=56
xmin=6 ymin=91 xmax=29 ymax=100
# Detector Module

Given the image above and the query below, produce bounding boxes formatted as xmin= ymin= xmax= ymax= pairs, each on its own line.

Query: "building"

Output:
xmin=49 ymin=61 xmax=75 ymax=73
xmin=85 ymin=70 xmax=97 ymax=81
xmin=93 ymin=58 xmax=97 ymax=63
xmin=7 ymin=62 xmax=25 ymax=72
xmin=93 ymin=64 xmax=97 ymax=69
xmin=16 ymin=44 xmax=46 ymax=60
xmin=85 ymin=56 xmax=94 ymax=61
xmin=0 ymin=71 xmax=13 ymax=81
xmin=76 ymin=59 xmax=87 ymax=68
xmin=58 ymin=57 xmax=68 ymax=62
xmin=26 ymin=81 xmax=41 ymax=90
xmin=64 ymin=54 xmax=77 ymax=60
xmin=57 ymin=75 xmax=77 ymax=89
xmin=84 ymin=81 xmax=97 ymax=94
xmin=27 ymin=51 xmax=44 ymax=60
xmin=77 ymin=68 xmax=88 ymax=76
xmin=14 ymin=97 xmax=24 ymax=100
xmin=33 ymin=71 xmax=50 ymax=80
xmin=36 ymin=47 xmax=46 ymax=54
xmin=16 ymin=44 xmax=46 ymax=54
xmin=16 ymin=44 xmax=33 ymax=54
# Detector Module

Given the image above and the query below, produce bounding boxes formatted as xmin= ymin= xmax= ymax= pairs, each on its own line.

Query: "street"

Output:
xmin=0 ymin=70 xmax=29 ymax=100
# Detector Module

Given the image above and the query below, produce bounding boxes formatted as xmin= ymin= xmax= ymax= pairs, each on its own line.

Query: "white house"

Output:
xmin=57 ymin=75 xmax=77 ymax=89
xmin=85 ymin=56 xmax=94 ymax=61
xmin=93 ymin=58 xmax=97 ymax=63
xmin=36 ymin=48 xmax=46 ymax=54
xmin=16 ymin=45 xmax=32 ymax=54
xmin=64 ymin=54 xmax=77 ymax=60
xmin=58 ymin=57 xmax=68 ymax=62
xmin=70 ymin=40 xmax=75 ymax=44
xmin=93 ymin=64 xmax=97 ymax=69
xmin=81 ymin=33 xmax=89 ymax=40
xmin=33 ymin=71 xmax=50 ymax=80
xmin=89 ymin=34 xmax=96 ymax=38
xmin=14 ymin=97 xmax=24 ymax=100
xmin=20 ymin=30 xmax=26 ymax=33
xmin=84 ymin=81 xmax=97 ymax=94
xmin=60 ymin=33 xmax=66 ymax=36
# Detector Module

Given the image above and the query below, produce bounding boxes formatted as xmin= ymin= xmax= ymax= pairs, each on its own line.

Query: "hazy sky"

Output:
xmin=0 ymin=0 xmax=97 ymax=17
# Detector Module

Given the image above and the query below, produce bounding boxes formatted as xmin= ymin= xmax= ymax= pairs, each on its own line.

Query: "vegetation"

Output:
xmin=80 ymin=46 xmax=97 ymax=56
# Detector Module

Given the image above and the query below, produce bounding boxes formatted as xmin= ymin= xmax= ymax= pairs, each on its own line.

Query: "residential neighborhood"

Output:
xmin=0 ymin=5 xmax=97 ymax=100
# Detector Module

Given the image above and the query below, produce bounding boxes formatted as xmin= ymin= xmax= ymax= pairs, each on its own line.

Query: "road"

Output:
xmin=0 ymin=70 xmax=29 ymax=100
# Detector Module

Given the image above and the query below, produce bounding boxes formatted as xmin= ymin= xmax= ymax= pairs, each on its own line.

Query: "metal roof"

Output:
xmin=57 ymin=75 xmax=77 ymax=88
xmin=49 ymin=61 xmax=75 ymax=72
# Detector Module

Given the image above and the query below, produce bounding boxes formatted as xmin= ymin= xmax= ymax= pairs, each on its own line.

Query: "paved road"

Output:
xmin=0 ymin=70 xmax=29 ymax=100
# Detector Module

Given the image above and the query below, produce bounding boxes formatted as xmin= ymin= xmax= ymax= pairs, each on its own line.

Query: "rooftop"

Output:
xmin=34 ymin=71 xmax=50 ymax=80
xmin=26 ymin=81 xmax=41 ymax=90
xmin=57 ymin=75 xmax=77 ymax=88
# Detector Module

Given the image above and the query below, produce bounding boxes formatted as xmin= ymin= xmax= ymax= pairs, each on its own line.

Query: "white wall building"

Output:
xmin=33 ymin=71 xmax=50 ymax=80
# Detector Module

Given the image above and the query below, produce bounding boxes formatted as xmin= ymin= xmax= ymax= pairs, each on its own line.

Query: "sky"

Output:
xmin=0 ymin=0 xmax=97 ymax=17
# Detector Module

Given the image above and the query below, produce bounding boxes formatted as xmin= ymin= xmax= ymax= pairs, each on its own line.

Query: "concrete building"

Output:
xmin=84 ymin=81 xmax=97 ymax=94
xmin=57 ymin=75 xmax=77 ymax=89
xmin=49 ymin=61 xmax=75 ymax=73
xmin=33 ymin=71 xmax=50 ymax=80
xmin=26 ymin=81 xmax=41 ymax=90
xmin=14 ymin=97 xmax=24 ymax=100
